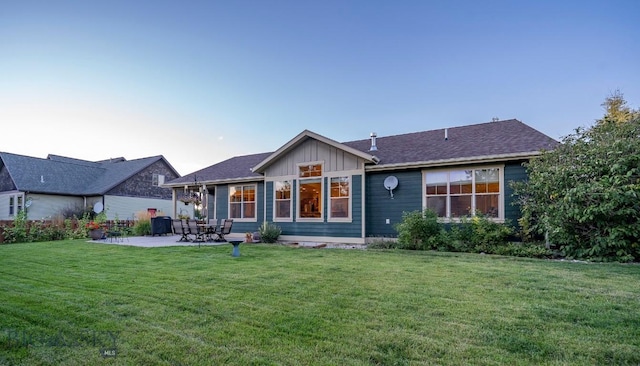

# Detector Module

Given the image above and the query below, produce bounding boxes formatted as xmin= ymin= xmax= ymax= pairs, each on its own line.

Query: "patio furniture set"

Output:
xmin=172 ymin=218 xmax=234 ymax=245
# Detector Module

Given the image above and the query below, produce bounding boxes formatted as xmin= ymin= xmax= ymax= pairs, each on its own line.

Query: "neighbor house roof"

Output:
xmin=164 ymin=119 xmax=558 ymax=185
xmin=0 ymin=152 xmax=177 ymax=196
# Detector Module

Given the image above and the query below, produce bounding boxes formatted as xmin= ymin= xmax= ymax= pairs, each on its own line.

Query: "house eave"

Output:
xmin=365 ymin=151 xmax=542 ymax=172
xmin=163 ymin=176 xmax=264 ymax=188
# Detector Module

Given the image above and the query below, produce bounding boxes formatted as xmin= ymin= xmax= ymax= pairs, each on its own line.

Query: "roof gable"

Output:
xmin=252 ymin=129 xmax=378 ymax=173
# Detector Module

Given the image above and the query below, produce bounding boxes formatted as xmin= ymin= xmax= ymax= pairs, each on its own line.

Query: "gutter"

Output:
xmin=364 ymin=151 xmax=542 ymax=172
xmin=162 ymin=176 xmax=264 ymax=188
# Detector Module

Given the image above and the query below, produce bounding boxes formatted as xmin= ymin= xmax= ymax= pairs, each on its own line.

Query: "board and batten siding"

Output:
xmin=365 ymin=170 xmax=423 ymax=238
xmin=266 ymin=175 xmax=363 ymax=240
xmin=263 ymin=138 xmax=365 ymax=177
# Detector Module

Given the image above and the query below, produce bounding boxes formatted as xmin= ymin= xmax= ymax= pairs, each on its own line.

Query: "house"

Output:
xmin=0 ymin=153 xmax=181 ymax=221
xmin=163 ymin=119 xmax=558 ymax=244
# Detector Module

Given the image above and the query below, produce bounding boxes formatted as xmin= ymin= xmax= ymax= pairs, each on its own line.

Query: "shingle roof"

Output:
xmin=342 ymin=119 xmax=558 ymax=166
xmin=0 ymin=152 xmax=172 ymax=195
xmin=164 ymin=119 xmax=558 ymax=185
xmin=168 ymin=152 xmax=272 ymax=185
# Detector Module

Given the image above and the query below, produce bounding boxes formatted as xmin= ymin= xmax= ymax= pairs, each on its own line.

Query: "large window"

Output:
xmin=229 ymin=185 xmax=256 ymax=220
xmin=274 ymin=181 xmax=292 ymax=220
xmin=298 ymin=164 xmax=322 ymax=219
xmin=425 ymin=167 xmax=501 ymax=219
xmin=329 ymin=177 xmax=349 ymax=219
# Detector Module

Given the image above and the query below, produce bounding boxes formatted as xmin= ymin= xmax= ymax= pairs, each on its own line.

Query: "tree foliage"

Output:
xmin=513 ymin=94 xmax=640 ymax=261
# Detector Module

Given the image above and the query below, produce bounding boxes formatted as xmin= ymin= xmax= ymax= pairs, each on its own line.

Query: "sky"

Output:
xmin=1 ymin=0 xmax=639 ymax=175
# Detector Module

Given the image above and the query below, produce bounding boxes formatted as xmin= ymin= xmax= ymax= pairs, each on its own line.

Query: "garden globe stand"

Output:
xmin=229 ymin=241 xmax=242 ymax=257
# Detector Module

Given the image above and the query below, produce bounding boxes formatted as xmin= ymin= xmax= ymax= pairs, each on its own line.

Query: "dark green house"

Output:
xmin=164 ymin=119 xmax=557 ymax=244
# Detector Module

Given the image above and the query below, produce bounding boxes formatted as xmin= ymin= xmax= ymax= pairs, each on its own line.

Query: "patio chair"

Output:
xmin=186 ymin=219 xmax=205 ymax=244
xmin=107 ymin=222 xmax=126 ymax=243
xmin=172 ymin=219 xmax=189 ymax=242
xmin=216 ymin=219 xmax=233 ymax=242
xmin=205 ymin=219 xmax=218 ymax=242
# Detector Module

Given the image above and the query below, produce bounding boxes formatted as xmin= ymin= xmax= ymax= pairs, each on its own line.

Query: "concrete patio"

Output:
xmin=88 ymin=232 xmax=246 ymax=248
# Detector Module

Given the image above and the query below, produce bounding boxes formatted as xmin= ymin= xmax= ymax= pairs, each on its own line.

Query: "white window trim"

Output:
xmin=296 ymin=161 xmax=324 ymax=222
xmin=152 ymin=173 xmax=165 ymax=186
xmin=8 ymin=193 xmax=24 ymax=217
xmin=272 ymin=180 xmax=293 ymax=222
xmin=327 ymin=174 xmax=352 ymax=222
xmin=422 ymin=165 xmax=505 ymax=222
xmin=228 ymin=184 xmax=258 ymax=222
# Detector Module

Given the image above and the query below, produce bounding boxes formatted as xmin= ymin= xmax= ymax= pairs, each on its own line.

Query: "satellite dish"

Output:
xmin=25 ymin=198 xmax=33 ymax=208
xmin=383 ymin=176 xmax=398 ymax=198
xmin=93 ymin=202 xmax=104 ymax=214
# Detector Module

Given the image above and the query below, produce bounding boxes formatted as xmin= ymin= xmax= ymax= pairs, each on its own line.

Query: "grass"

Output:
xmin=1 ymin=240 xmax=639 ymax=365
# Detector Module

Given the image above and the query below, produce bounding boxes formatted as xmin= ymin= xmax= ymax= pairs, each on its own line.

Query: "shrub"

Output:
xmin=57 ymin=205 xmax=93 ymax=220
xmin=132 ymin=211 xmax=152 ymax=236
xmin=2 ymin=210 xmax=29 ymax=243
xmin=434 ymin=213 xmax=515 ymax=254
xmin=259 ymin=221 xmax=281 ymax=243
xmin=367 ymin=237 xmax=398 ymax=249
xmin=395 ymin=209 xmax=445 ymax=250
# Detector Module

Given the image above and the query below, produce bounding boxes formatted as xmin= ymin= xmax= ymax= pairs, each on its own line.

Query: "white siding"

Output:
xmin=103 ymin=196 xmax=174 ymax=220
xmin=0 ymin=192 xmax=16 ymax=220
xmin=0 ymin=193 xmax=86 ymax=220
xmin=24 ymin=194 xmax=85 ymax=220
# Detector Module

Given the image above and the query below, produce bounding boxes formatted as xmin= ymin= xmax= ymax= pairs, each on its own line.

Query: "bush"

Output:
xmin=443 ymin=214 xmax=514 ymax=253
xmin=2 ymin=210 xmax=29 ymax=243
xmin=395 ymin=210 xmax=445 ymax=250
xmin=512 ymin=96 xmax=640 ymax=262
xmin=132 ymin=211 xmax=152 ymax=236
xmin=367 ymin=237 xmax=398 ymax=249
xmin=133 ymin=220 xmax=151 ymax=236
xmin=259 ymin=222 xmax=281 ymax=243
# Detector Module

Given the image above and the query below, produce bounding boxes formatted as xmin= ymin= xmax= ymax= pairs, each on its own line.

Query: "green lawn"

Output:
xmin=1 ymin=240 xmax=639 ymax=365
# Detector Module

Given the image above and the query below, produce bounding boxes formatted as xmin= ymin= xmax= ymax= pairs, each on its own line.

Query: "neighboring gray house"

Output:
xmin=164 ymin=119 xmax=558 ymax=244
xmin=0 ymin=153 xmax=181 ymax=221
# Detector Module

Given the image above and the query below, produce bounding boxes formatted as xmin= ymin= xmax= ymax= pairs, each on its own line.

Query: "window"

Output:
xmin=329 ymin=177 xmax=349 ymax=219
xmin=274 ymin=181 xmax=292 ymax=220
xmin=8 ymin=194 xmax=24 ymax=216
xmin=152 ymin=173 xmax=165 ymax=186
xmin=425 ymin=167 xmax=501 ymax=219
xmin=229 ymin=185 xmax=256 ymax=219
xmin=298 ymin=164 xmax=322 ymax=219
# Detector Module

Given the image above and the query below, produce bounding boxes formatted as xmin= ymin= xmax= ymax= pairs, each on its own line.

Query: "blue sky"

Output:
xmin=1 ymin=0 xmax=638 ymax=175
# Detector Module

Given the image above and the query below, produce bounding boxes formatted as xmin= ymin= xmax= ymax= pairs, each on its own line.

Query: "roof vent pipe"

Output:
xmin=369 ymin=132 xmax=378 ymax=151
xmin=444 ymin=128 xmax=448 ymax=141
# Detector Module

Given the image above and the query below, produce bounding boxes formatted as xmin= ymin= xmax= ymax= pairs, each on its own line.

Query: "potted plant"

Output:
xmin=86 ymin=221 xmax=105 ymax=240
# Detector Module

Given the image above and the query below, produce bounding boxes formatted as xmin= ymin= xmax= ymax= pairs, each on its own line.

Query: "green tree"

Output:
xmin=513 ymin=95 xmax=640 ymax=261
xmin=601 ymin=90 xmax=639 ymax=124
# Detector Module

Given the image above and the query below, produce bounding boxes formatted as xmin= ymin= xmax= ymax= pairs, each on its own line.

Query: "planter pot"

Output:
xmin=89 ymin=229 xmax=104 ymax=240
